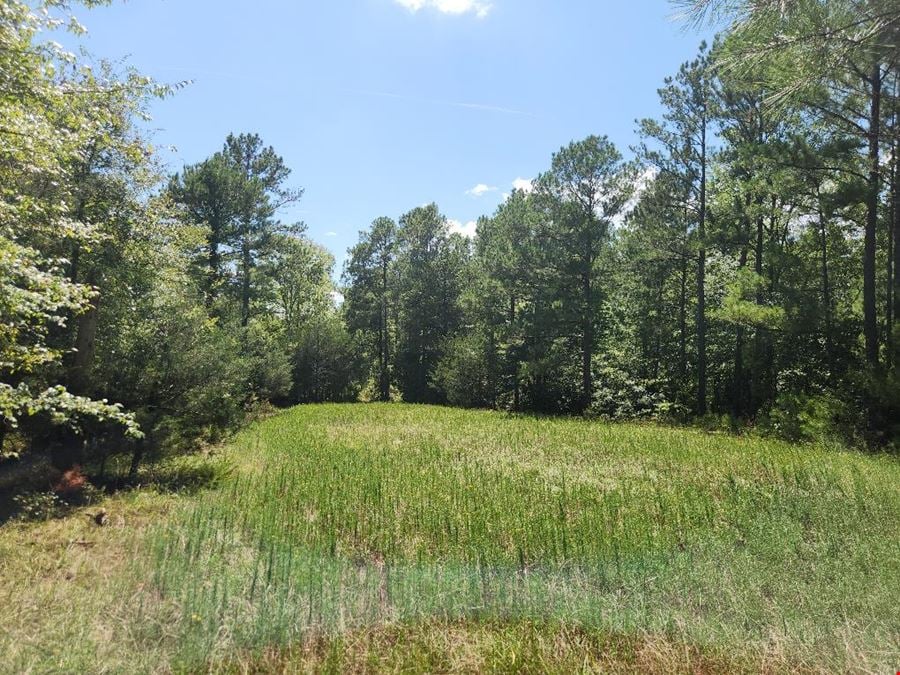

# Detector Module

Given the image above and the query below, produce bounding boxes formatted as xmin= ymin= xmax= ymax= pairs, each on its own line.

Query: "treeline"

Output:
xmin=344 ymin=4 xmax=900 ymax=448
xmin=2 ymin=0 xmax=898 ymax=480
xmin=0 ymin=1 xmax=363 ymax=475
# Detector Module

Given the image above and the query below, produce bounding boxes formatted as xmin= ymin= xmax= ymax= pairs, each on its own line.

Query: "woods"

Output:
xmin=1 ymin=0 xmax=899 ymax=483
xmin=345 ymin=5 xmax=900 ymax=448
xmin=0 ymin=1 xmax=358 ymax=475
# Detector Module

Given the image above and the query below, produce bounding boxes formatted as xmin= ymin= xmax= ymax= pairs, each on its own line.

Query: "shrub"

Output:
xmin=589 ymin=361 xmax=676 ymax=421
xmin=434 ymin=330 xmax=498 ymax=408
xmin=13 ymin=491 xmax=68 ymax=522
xmin=290 ymin=313 xmax=365 ymax=403
xmin=760 ymin=392 xmax=843 ymax=444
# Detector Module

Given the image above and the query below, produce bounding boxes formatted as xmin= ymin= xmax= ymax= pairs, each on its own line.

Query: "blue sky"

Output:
xmin=71 ymin=0 xmax=709 ymax=275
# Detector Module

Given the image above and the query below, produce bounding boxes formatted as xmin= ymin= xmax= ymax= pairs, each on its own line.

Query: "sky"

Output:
xmin=68 ymin=0 xmax=710 ymax=276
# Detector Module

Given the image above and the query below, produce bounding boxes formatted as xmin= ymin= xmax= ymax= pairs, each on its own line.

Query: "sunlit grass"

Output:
xmin=1 ymin=404 xmax=898 ymax=672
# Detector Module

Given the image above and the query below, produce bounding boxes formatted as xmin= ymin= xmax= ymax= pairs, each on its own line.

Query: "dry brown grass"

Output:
xmin=0 ymin=490 xmax=179 ymax=672
xmin=214 ymin=620 xmax=814 ymax=674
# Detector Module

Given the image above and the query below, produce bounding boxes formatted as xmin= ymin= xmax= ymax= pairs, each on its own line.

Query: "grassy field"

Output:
xmin=1 ymin=403 xmax=898 ymax=673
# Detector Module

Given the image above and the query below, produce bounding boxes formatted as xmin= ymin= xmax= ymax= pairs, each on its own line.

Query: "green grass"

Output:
xmin=1 ymin=403 xmax=898 ymax=672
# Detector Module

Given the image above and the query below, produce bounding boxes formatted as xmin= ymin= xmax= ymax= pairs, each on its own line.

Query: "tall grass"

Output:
xmin=131 ymin=404 xmax=899 ymax=671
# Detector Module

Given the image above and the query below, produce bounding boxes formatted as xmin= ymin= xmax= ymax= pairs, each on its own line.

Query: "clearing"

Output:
xmin=1 ymin=404 xmax=897 ymax=673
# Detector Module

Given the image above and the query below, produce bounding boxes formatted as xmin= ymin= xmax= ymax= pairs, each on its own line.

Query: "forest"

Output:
xmin=342 ymin=9 xmax=900 ymax=448
xmin=1 ymin=0 xmax=898 ymax=479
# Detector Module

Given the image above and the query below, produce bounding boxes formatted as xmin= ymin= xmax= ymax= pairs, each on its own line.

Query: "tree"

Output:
xmin=618 ymin=171 xmax=696 ymax=408
xmin=533 ymin=136 xmax=631 ymax=411
xmin=675 ymin=0 xmax=900 ymax=367
xmin=394 ymin=205 xmax=468 ymax=403
xmin=168 ymin=154 xmax=241 ymax=308
xmin=0 ymin=1 xmax=146 ymax=460
xmin=344 ymin=218 xmax=398 ymax=401
xmin=473 ymin=191 xmax=549 ymax=410
xmin=264 ymin=234 xmax=334 ymax=332
xmin=291 ymin=313 xmax=365 ymax=404
xmin=637 ymin=45 xmax=715 ymax=414
xmin=223 ymin=133 xmax=304 ymax=327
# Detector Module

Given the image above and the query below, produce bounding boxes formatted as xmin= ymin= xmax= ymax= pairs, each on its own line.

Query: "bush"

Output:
xmin=434 ymin=331 xmax=498 ymax=408
xmin=97 ymin=295 xmax=252 ymax=451
xmin=589 ymin=360 xmax=678 ymax=421
xmin=856 ymin=369 xmax=900 ymax=451
xmin=290 ymin=313 xmax=365 ymax=403
xmin=760 ymin=371 xmax=900 ymax=451
xmin=13 ymin=491 xmax=68 ymax=522
xmin=761 ymin=392 xmax=842 ymax=444
xmin=520 ymin=343 xmax=583 ymax=414
xmin=243 ymin=319 xmax=293 ymax=404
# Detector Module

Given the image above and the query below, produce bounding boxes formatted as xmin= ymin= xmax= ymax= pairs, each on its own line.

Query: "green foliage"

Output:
xmin=0 ymin=239 xmax=92 ymax=376
xmin=434 ymin=329 xmax=498 ymax=408
xmin=0 ymin=1 xmax=152 ymax=448
xmin=589 ymin=360 xmax=678 ymax=421
xmin=11 ymin=491 xmax=69 ymax=522
xmin=761 ymin=392 xmax=844 ymax=444
xmin=715 ymin=267 xmax=786 ymax=328
xmin=344 ymin=217 xmax=398 ymax=401
xmin=242 ymin=319 xmax=292 ymax=404
xmin=291 ymin=313 xmax=365 ymax=404
xmin=394 ymin=205 xmax=468 ymax=404
xmin=264 ymin=234 xmax=334 ymax=332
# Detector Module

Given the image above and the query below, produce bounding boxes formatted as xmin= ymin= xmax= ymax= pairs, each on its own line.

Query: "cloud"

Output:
xmin=394 ymin=0 xmax=492 ymax=18
xmin=466 ymin=183 xmax=498 ymax=197
xmin=612 ymin=166 xmax=657 ymax=228
xmin=512 ymin=177 xmax=534 ymax=193
xmin=324 ymin=231 xmax=338 ymax=237
xmin=448 ymin=219 xmax=478 ymax=239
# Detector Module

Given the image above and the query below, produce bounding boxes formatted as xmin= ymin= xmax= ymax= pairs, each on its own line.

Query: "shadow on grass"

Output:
xmin=0 ymin=451 xmax=229 ymax=526
xmin=91 ymin=455 xmax=229 ymax=494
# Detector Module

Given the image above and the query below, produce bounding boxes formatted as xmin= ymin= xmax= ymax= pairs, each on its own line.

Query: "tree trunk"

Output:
xmin=889 ymin=92 xmax=898 ymax=367
xmin=129 ymin=438 xmax=145 ymax=480
xmin=70 ymin=290 xmax=100 ymax=395
xmin=752 ymin=212 xmax=765 ymax=412
xmin=863 ymin=63 xmax=881 ymax=366
xmin=208 ymin=238 xmax=221 ymax=308
xmin=696 ymin=116 xmax=708 ymax=416
xmin=653 ymin=280 xmax=663 ymax=379
xmin=818 ymin=195 xmax=834 ymax=371
xmin=241 ymin=236 xmax=252 ymax=327
xmin=733 ymin=247 xmax=748 ymax=418
xmin=510 ymin=294 xmax=520 ymax=411
xmin=581 ymin=266 xmax=593 ymax=413
xmin=679 ymin=259 xmax=688 ymax=380
xmin=379 ymin=260 xmax=390 ymax=401
xmin=893 ymin=140 xmax=900 ymax=367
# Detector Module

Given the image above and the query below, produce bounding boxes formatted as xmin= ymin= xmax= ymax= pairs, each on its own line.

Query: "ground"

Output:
xmin=0 ymin=404 xmax=897 ymax=673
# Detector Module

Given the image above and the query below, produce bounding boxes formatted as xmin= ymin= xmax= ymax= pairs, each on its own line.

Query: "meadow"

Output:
xmin=1 ymin=404 xmax=898 ymax=673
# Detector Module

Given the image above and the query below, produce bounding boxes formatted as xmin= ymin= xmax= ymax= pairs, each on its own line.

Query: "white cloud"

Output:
xmin=448 ymin=219 xmax=478 ymax=239
xmin=331 ymin=290 xmax=345 ymax=306
xmin=466 ymin=183 xmax=497 ymax=197
xmin=394 ymin=0 xmax=492 ymax=18
xmin=612 ymin=167 xmax=656 ymax=228
xmin=325 ymin=231 xmax=338 ymax=237
xmin=512 ymin=177 xmax=534 ymax=193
